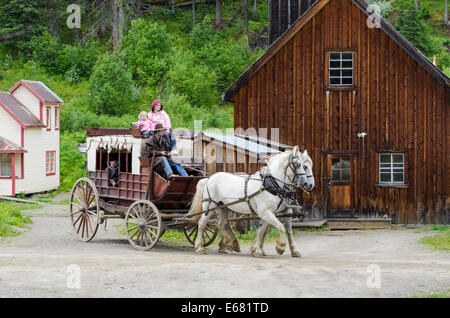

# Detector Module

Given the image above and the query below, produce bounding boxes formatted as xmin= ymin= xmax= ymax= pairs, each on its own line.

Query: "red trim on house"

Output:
xmin=39 ymin=101 xmax=43 ymax=121
xmin=0 ymin=150 xmax=26 ymax=153
xmin=46 ymin=151 xmax=56 ymax=176
xmin=46 ymin=106 xmax=51 ymax=131
xmin=11 ymin=153 xmax=15 ymax=196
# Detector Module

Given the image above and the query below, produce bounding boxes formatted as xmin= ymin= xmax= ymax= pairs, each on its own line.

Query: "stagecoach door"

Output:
xmin=326 ymin=154 xmax=353 ymax=217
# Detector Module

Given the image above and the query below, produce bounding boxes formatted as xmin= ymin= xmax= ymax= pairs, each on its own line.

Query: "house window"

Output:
xmin=46 ymin=151 xmax=56 ymax=175
xmin=55 ymin=108 xmax=59 ymax=130
xmin=0 ymin=154 xmax=12 ymax=177
xmin=46 ymin=107 xmax=51 ymax=130
xmin=379 ymin=153 xmax=404 ymax=184
xmin=329 ymin=52 xmax=354 ymax=86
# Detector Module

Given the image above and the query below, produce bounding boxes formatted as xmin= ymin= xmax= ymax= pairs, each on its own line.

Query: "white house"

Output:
xmin=0 ymin=80 xmax=63 ymax=196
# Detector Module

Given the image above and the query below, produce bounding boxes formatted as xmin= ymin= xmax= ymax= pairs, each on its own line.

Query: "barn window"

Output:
xmin=46 ymin=151 xmax=56 ymax=175
xmin=0 ymin=154 xmax=12 ymax=177
xmin=328 ymin=52 xmax=354 ymax=86
xmin=379 ymin=153 xmax=404 ymax=184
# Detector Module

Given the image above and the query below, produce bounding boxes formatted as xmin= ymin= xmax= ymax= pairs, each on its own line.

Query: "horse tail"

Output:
xmin=188 ymin=177 xmax=208 ymax=222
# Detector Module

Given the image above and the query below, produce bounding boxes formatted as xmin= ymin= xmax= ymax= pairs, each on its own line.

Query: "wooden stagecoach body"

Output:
xmin=70 ymin=128 xmax=216 ymax=250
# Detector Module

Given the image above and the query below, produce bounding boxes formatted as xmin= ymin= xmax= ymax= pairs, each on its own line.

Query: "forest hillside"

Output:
xmin=0 ymin=0 xmax=448 ymax=192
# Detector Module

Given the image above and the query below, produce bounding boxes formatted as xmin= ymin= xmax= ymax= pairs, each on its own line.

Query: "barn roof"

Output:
xmin=0 ymin=136 xmax=27 ymax=153
xmin=10 ymin=80 xmax=64 ymax=104
xmin=222 ymin=0 xmax=450 ymax=103
xmin=0 ymin=91 xmax=46 ymax=128
xmin=198 ymin=131 xmax=282 ymax=155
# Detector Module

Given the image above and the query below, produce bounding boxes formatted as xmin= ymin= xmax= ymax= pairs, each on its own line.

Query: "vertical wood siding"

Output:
xmin=233 ymin=0 xmax=449 ymax=224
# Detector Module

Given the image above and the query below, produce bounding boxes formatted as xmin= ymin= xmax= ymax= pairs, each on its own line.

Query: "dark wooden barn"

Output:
xmin=223 ymin=0 xmax=450 ymax=224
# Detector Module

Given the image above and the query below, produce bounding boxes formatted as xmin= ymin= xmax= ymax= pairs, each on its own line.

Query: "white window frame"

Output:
xmin=0 ymin=154 xmax=12 ymax=177
xmin=46 ymin=151 xmax=56 ymax=176
xmin=46 ymin=107 xmax=51 ymax=130
xmin=328 ymin=52 xmax=354 ymax=86
xmin=55 ymin=107 xmax=59 ymax=130
xmin=379 ymin=153 xmax=405 ymax=184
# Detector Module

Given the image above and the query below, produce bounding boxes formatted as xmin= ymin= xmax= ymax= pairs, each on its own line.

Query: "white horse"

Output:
xmin=251 ymin=149 xmax=314 ymax=257
xmin=188 ymin=146 xmax=314 ymax=255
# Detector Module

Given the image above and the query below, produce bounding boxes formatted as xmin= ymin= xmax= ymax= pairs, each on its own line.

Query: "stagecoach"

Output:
xmin=70 ymin=127 xmax=310 ymax=254
xmin=70 ymin=127 xmax=218 ymax=251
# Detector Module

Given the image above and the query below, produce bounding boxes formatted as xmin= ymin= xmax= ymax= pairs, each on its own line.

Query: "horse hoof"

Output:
xmin=233 ymin=245 xmax=241 ymax=253
xmin=195 ymin=248 xmax=207 ymax=255
xmin=291 ymin=250 xmax=302 ymax=258
xmin=275 ymin=246 xmax=285 ymax=255
xmin=252 ymin=252 xmax=267 ymax=258
xmin=219 ymin=248 xmax=229 ymax=254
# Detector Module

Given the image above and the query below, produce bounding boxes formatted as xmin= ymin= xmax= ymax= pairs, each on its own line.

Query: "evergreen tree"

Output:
xmin=395 ymin=6 xmax=433 ymax=56
xmin=0 ymin=0 xmax=45 ymax=53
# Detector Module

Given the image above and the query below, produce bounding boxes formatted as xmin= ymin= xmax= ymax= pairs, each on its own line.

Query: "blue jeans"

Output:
xmin=160 ymin=156 xmax=188 ymax=177
xmin=149 ymin=131 xmax=176 ymax=151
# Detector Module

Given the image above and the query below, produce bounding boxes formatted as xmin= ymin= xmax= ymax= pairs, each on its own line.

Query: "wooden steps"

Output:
xmin=292 ymin=218 xmax=392 ymax=230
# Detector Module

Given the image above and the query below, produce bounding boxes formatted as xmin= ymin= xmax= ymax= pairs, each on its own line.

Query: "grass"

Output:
xmin=0 ymin=200 xmax=40 ymax=237
xmin=418 ymin=225 xmax=450 ymax=252
xmin=412 ymin=289 xmax=450 ymax=298
xmin=306 ymin=226 xmax=329 ymax=232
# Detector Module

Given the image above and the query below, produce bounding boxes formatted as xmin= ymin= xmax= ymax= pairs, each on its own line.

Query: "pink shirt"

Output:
xmin=148 ymin=110 xmax=171 ymax=131
xmin=132 ymin=119 xmax=152 ymax=132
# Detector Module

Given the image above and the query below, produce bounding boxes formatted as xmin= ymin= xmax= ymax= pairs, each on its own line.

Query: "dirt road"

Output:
xmin=0 ymin=195 xmax=448 ymax=298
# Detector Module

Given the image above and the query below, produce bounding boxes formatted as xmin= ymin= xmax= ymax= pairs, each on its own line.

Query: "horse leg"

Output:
xmin=251 ymin=220 xmax=269 ymax=257
xmin=194 ymin=205 xmax=214 ymax=254
xmin=259 ymin=210 xmax=288 ymax=255
xmin=224 ymin=217 xmax=240 ymax=252
xmin=282 ymin=216 xmax=301 ymax=257
xmin=216 ymin=210 xmax=232 ymax=254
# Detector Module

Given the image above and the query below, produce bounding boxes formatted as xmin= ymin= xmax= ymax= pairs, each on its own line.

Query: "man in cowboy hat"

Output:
xmin=145 ymin=123 xmax=188 ymax=178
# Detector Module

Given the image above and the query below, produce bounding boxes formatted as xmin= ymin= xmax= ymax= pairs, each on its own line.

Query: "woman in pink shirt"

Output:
xmin=148 ymin=99 xmax=176 ymax=150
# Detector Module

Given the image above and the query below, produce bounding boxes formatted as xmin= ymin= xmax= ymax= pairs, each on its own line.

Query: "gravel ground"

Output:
xmin=0 ymin=193 xmax=448 ymax=298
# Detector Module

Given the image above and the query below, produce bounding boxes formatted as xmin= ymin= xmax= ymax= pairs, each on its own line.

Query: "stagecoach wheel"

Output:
xmin=69 ymin=177 xmax=100 ymax=242
xmin=183 ymin=223 xmax=218 ymax=247
xmin=125 ymin=200 xmax=162 ymax=251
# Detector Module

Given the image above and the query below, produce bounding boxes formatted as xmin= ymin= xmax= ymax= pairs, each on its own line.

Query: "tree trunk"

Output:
xmin=47 ymin=0 xmax=59 ymax=37
xmin=253 ymin=0 xmax=257 ymax=15
xmin=215 ymin=0 xmax=222 ymax=27
xmin=244 ymin=0 xmax=249 ymax=48
xmin=192 ymin=0 xmax=196 ymax=24
xmin=414 ymin=0 xmax=420 ymax=10
xmin=445 ymin=0 xmax=449 ymax=25
xmin=112 ymin=0 xmax=123 ymax=50
xmin=172 ymin=0 xmax=175 ymax=15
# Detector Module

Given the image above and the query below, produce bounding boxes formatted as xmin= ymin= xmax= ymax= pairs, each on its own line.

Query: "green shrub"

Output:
xmin=30 ymin=31 xmax=61 ymax=74
xmin=122 ymin=19 xmax=173 ymax=86
xmin=87 ymin=51 xmax=139 ymax=116
xmin=166 ymin=49 xmax=218 ymax=108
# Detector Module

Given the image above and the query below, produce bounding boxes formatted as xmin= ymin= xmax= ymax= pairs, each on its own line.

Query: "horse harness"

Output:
xmin=202 ymin=171 xmax=300 ymax=217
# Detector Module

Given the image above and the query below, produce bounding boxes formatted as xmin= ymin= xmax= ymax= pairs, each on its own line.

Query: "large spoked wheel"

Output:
xmin=69 ymin=177 xmax=100 ymax=242
xmin=125 ymin=200 xmax=162 ymax=251
xmin=184 ymin=223 xmax=218 ymax=247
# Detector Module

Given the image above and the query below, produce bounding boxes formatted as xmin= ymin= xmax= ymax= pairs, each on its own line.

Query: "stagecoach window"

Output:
xmin=331 ymin=158 xmax=350 ymax=182
xmin=379 ymin=153 xmax=404 ymax=184
xmin=0 ymin=154 xmax=11 ymax=177
xmin=329 ymin=52 xmax=354 ymax=86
